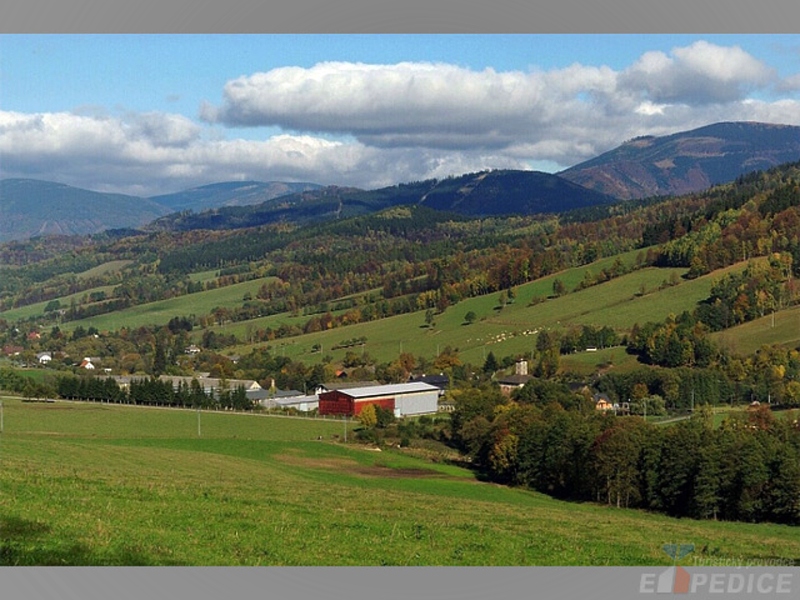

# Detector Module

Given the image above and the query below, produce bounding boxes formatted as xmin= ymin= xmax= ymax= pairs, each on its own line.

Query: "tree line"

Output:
xmin=450 ymin=384 xmax=800 ymax=525
xmin=55 ymin=374 xmax=252 ymax=411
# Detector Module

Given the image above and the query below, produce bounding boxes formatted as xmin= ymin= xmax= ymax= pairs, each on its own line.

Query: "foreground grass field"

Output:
xmin=1 ymin=397 xmax=798 ymax=566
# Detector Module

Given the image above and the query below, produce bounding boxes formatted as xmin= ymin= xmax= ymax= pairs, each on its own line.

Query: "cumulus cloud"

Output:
xmin=620 ymin=41 xmax=776 ymax=105
xmin=2 ymin=41 xmax=799 ymax=196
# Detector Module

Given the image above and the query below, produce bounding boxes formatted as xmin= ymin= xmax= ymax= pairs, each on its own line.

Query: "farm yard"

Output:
xmin=1 ymin=396 xmax=799 ymax=566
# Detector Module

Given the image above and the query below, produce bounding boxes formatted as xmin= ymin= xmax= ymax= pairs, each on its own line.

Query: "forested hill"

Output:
xmin=146 ymin=169 xmax=617 ymax=232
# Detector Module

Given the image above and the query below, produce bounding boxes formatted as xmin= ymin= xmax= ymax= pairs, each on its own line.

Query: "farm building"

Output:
xmin=249 ymin=387 xmax=319 ymax=412
xmin=318 ymin=381 xmax=439 ymax=418
xmin=496 ymin=358 xmax=532 ymax=396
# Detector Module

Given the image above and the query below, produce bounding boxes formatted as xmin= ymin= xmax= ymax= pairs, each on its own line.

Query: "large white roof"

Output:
xmin=334 ymin=381 xmax=439 ymax=399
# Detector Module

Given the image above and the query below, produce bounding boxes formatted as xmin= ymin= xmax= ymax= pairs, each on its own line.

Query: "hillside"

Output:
xmin=559 ymin=121 xmax=800 ymax=200
xmin=0 ymin=179 xmax=172 ymax=243
xmin=147 ymin=170 xmax=617 ymax=232
xmin=149 ymin=180 xmax=324 ymax=212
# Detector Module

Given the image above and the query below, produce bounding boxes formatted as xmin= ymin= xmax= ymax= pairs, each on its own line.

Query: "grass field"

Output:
xmin=1 ymin=396 xmax=798 ymax=566
xmin=58 ymin=277 xmax=279 ymax=332
xmin=713 ymin=303 xmax=800 ymax=357
xmin=0 ymin=285 xmax=119 ymax=323
xmin=76 ymin=260 xmax=134 ymax=280
xmin=232 ymin=261 xmax=743 ymax=368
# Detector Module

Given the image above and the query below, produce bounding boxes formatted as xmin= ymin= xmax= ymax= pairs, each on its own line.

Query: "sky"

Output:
xmin=2 ymin=34 xmax=800 ymax=197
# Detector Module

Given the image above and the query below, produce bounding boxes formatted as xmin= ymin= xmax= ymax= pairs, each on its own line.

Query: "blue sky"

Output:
xmin=2 ymin=34 xmax=800 ymax=196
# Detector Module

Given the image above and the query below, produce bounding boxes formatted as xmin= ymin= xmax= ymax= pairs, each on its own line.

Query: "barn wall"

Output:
xmin=394 ymin=390 xmax=439 ymax=416
xmin=318 ymin=390 xmax=355 ymax=416
xmin=354 ymin=397 xmax=395 ymax=415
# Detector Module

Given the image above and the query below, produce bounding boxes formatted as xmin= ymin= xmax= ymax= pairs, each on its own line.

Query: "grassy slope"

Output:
xmin=3 ymin=252 xmax=751 ymax=369
xmin=232 ymin=261 xmax=744 ymax=367
xmin=59 ymin=277 xmax=278 ymax=332
xmin=1 ymin=397 xmax=798 ymax=566
xmin=712 ymin=303 xmax=800 ymax=357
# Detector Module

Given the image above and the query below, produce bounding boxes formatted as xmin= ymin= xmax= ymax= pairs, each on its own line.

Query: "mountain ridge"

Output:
xmin=558 ymin=121 xmax=800 ymax=200
xmin=4 ymin=121 xmax=800 ymax=242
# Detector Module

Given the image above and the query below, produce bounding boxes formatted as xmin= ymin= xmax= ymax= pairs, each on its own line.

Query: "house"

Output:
xmin=409 ymin=373 xmax=449 ymax=395
xmin=185 ymin=344 xmax=201 ymax=355
xmin=496 ymin=359 xmax=532 ymax=396
xmin=594 ymin=393 xmax=613 ymax=411
xmin=79 ymin=357 xmax=96 ymax=370
xmin=37 ymin=352 xmax=53 ymax=365
xmin=113 ymin=375 xmax=263 ymax=399
xmin=318 ymin=382 xmax=439 ymax=418
xmin=158 ymin=375 xmax=262 ymax=396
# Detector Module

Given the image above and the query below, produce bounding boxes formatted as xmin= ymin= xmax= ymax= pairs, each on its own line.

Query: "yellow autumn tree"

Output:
xmin=358 ymin=403 xmax=377 ymax=428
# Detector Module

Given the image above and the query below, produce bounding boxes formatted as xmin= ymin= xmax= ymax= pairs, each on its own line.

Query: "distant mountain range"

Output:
xmin=2 ymin=121 xmax=799 ymax=242
xmin=150 ymin=180 xmax=324 ymax=212
xmin=0 ymin=179 xmax=324 ymax=243
xmin=558 ymin=121 xmax=800 ymax=200
xmin=145 ymin=170 xmax=618 ymax=232
xmin=0 ymin=179 xmax=171 ymax=243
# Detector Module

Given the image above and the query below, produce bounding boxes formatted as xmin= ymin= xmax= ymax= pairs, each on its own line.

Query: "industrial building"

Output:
xmin=318 ymin=381 xmax=439 ymax=418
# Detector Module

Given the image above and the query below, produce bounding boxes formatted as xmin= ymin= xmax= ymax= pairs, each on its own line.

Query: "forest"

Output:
xmin=448 ymin=384 xmax=800 ymax=524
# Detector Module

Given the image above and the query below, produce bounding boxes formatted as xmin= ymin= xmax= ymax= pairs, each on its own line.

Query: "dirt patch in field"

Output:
xmin=275 ymin=451 xmax=445 ymax=479
xmin=352 ymin=465 xmax=443 ymax=479
xmin=275 ymin=452 xmax=361 ymax=472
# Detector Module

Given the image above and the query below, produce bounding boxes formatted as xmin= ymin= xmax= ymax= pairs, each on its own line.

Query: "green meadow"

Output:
xmin=1 ymin=397 xmax=798 ymax=566
xmin=713 ymin=303 xmax=800 ymax=357
xmin=233 ymin=261 xmax=738 ymax=367
xmin=60 ymin=277 xmax=278 ymax=332
xmin=6 ymin=250 xmax=751 ymax=371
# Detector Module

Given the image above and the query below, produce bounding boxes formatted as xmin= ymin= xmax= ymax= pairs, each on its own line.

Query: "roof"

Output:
xmin=329 ymin=381 xmax=439 ymax=400
xmin=274 ymin=395 xmax=319 ymax=407
xmin=319 ymin=380 xmax=381 ymax=391
xmin=497 ymin=374 xmax=532 ymax=385
xmin=410 ymin=374 xmax=449 ymax=387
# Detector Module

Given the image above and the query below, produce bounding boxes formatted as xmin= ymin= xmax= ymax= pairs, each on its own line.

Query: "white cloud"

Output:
xmin=2 ymin=41 xmax=799 ymax=196
xmin=621 ymin=41 xmax=775 ymax=104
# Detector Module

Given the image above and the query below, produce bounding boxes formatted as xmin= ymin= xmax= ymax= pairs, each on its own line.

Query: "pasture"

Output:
xmin=1 ymin=396 xmax=798 ymax=566
xmin=232 ymin=261 xmax=736 ymax=367
xmin=713 ymin=303 xmax=800 ymax=357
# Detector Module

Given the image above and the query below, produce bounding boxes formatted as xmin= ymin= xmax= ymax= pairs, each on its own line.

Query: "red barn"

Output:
xmin=318 ymin=382 xmax=438 ymax=417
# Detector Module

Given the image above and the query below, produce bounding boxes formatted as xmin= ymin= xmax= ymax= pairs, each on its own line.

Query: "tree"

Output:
xmin=552 ymin=278 xmax=566 ymax=297
xmin=464 ymin=310 xmax=477 ymax=325
xmin=358 ymin=403 xmax=378 ymax=428
xmin=152 ymin=340 xmax=167 ymax=377
xmin=591 ymin=420 xmax=647 ymax=508
xmin=482 ymin=351 xmax=499 ymax=375
xmin=424 ymin=309 xmax=435 ymax=328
